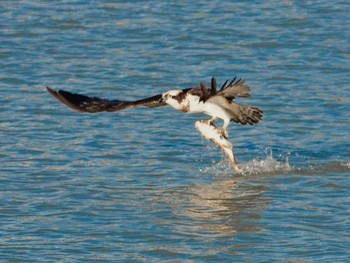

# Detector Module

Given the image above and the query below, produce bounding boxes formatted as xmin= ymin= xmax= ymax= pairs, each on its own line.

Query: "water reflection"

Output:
xmin=167 ymin=178 xmax=269 ymax=239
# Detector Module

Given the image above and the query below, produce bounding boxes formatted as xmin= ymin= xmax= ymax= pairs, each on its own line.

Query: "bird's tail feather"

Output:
xmin=228 ymin=104 xmax=263 ymax=125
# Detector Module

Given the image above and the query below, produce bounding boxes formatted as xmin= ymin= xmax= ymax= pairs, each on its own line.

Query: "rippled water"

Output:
xmin=1 ymin=1 xmax=350 ymax=261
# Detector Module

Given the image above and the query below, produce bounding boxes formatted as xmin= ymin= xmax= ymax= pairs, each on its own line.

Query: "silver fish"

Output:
xmin=195 ymin=120 xmax=243 ymax=174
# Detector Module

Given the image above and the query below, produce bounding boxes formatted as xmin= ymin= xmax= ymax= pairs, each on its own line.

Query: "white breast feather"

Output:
xmin=187 ymin=94 xmax=204 ymax=113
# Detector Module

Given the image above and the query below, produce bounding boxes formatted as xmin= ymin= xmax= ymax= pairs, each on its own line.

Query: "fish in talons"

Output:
xmin=195 ymin=120 xmax=243 ymax=174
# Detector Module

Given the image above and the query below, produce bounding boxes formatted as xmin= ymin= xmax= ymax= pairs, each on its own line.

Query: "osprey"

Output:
xmin=46 ymin=77 xmax=263 ymax=138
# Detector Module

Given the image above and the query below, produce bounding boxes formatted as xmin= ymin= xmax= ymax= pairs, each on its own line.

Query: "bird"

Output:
xmin=46 ymin=77 xmax=263 ymax=138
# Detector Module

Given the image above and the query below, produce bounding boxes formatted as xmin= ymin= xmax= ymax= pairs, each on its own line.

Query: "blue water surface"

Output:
xmin=1 ymin=1 xmax=350 ymax=262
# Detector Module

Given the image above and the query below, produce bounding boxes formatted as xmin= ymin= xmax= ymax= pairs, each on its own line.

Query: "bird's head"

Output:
xmin=162 ymin=90 xmax=188 ymax=112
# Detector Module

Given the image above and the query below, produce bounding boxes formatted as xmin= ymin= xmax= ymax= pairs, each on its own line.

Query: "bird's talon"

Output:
xmin=218 ymin=128 xmax=229 ymax=139
xmin=203 ymin=119 xmax=216 ymax=128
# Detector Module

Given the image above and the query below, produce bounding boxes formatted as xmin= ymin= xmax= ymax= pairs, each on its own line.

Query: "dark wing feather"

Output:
xmin=210 ymin=77 xmax=217 ymax=96
xmin=199 ymin=83 xmax=210 ymax=102
xmin=46 ymin=87 xmax=166 ymax=113
xmin=219 ymin=79 xmax=229 ymax=91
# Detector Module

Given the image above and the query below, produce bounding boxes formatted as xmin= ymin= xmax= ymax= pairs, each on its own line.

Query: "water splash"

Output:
xmin=239 ymin=152 xmax=292 ymax=176
xmin=201 ymin=147 xmax=350 ymax=177
xmin=201 ymin=148 xmax=292 ymax=176
xmin=343 ymin=162 xmax=350 ymax=169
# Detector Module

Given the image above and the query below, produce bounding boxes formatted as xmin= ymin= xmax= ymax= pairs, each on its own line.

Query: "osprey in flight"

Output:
xmin=47 ymin=77 xmax=263 ymax=138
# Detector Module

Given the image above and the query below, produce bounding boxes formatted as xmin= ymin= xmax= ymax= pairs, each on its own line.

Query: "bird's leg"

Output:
xmin=204 ymin=117 xmax=218 ymax=128
xmin=218 ymin=120 xmax=229 ymax=139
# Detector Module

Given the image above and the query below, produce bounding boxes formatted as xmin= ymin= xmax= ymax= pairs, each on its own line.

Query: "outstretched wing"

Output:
xmin=206 ymin=78 xmax=263 ymax=125
xmin=216 ymin=77 xmax=251 ymax=99
xmin=46 ymin=87 xmax=166 ymax=113
xmin=200 ymin=77 xmax=251 ymax=103
xmin=209 ymin=96 xmax=263 ymax=125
